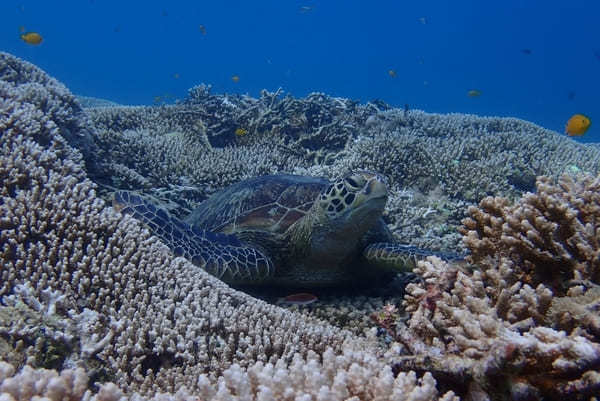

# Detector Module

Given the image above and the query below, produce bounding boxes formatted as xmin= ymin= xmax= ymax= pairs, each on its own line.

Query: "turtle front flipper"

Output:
xmin=113 ymin=191 xmax=274 ymax=284
xmin=363 ymin=243 xmax=465 ymax=273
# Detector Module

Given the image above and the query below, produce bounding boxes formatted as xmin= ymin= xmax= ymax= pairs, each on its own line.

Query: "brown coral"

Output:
xmin=460 ymin=174 xmax=600 ymax=294
xmin=394 ymin=174 xmax=600 ymax=399
xmin=396 ymin=257 xmax=600 ymax=401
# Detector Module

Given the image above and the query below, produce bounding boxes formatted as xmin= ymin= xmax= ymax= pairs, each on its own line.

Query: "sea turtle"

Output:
xmin=113 ymin=171 xmax=457 ymax=287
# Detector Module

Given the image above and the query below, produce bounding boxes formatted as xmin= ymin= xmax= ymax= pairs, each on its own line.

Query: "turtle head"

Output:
xmin=318 ymin=171 xmax=388 ymax=223
xmin=304 ymin=171 xmax=388 ymax=264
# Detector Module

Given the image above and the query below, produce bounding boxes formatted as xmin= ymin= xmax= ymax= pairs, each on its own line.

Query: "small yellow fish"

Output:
xmin=467 ymin=89 xmax=482 ymax=97
xmin=231 ymin=75 xmax=240 ymax=83
xmin=388 ymin=69 xmax=397 ymax=78
xmin=235 ymin=128 xmax=248 ymax=137
xmin=199 ymin=24 xmax=207 ymax=35
xmin=20 ymin=32 xmax=43 ymax=45
xmin=565 ymin=114 xmax=591 ymax=136
xmin=173 ymin=73 xmax=180 ymax=79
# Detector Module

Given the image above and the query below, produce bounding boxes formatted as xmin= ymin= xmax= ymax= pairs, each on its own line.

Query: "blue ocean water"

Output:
xmin=2 ymin=1 xmax=598 ymax=141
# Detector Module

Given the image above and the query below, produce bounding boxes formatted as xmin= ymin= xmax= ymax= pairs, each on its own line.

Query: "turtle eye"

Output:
xmin=345 ymin=177 xmax=360 ymax=188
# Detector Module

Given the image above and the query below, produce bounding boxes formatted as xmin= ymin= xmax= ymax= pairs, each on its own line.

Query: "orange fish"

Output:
xmin=276 ymin=293 xmax=318 ymax=306
xmin=20 ymin=32 xmax=42 ymax=45
xmin=565 ymin=114 xmax=591 ymax=136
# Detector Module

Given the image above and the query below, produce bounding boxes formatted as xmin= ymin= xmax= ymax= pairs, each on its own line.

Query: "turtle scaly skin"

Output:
xmin=113 ymin=192 xmax=273 ymax=283
xmin=113 ymin=172 xmax=461 ymax=287
xmin=363 ymin=243 xmax=464 ymax=273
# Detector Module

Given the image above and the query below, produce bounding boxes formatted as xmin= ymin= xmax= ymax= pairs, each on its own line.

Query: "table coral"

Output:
xmin=84 ymin=77 xmax=600 ymax=254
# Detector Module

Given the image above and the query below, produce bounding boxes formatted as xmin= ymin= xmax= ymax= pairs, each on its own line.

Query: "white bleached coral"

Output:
xmin=1 ymin=51 xmax=458 ymax=400
xmin=0 ymin=51 xmax=101 ymax=176
xmin=5 ymin=49 xmax=600 ymax=401
xmin=0 ymin=350 xmax=458 ymax=401
xmin=0 ymin=362 xmax=89 ymax=401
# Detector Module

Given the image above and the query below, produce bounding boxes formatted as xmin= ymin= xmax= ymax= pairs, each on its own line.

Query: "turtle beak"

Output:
xmin=350 ymin=175 xmax=387 ymax=215
xmin=362 ymin=172 xmax=388 ymax=200
xmin=365 ymin=178 xmax=387 ymax=198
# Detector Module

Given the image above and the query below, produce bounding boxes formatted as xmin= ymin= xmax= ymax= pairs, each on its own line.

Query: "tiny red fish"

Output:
xmin=277 ymin=292 xmax=318 ymax=305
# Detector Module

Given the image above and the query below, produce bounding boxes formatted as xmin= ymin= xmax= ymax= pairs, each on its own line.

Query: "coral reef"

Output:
xmin=0 ymin=354 xmax=458 ymax=401
xmin=0 ymin=52 xmax=102 ymax=178
xmin=3 ymin=50 xmax=600 ymax=400
xmin=89 ymin=88 xmax=600 ymax=204
xmin=85 ymin=80 xmax=600 ymax=251
xmin=461 ymin=174 xmax=600 ymax=293
xmin=384 ymin=173 xmax=600 ymax=400
xmin=0 ymin=51 xmax=457 ymax=400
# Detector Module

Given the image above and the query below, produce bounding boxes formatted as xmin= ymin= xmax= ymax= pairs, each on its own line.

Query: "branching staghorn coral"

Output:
xmin=88 ymin=85 xmax=364 ymax=152
xmin=0 ymin=352 xmax=459 ymax=401
xmin=460 ymin=174 xmax=600 ymax=293
xmin=384 ymin=173 xmax=600 ymax=400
